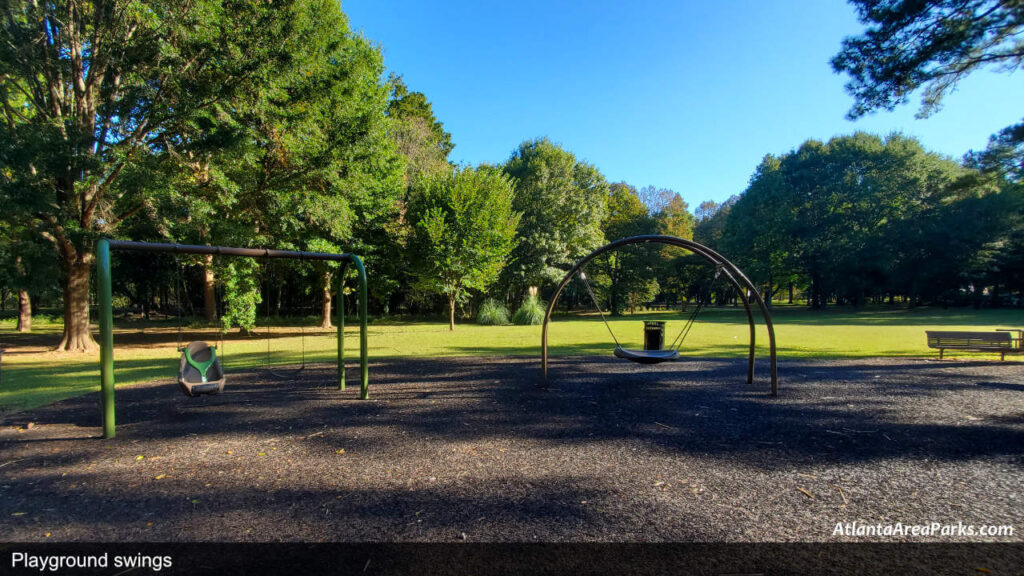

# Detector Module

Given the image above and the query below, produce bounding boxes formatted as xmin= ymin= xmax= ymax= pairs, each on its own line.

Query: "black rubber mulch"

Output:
xmin=1 ymin=356 xmax=1022 ymax=542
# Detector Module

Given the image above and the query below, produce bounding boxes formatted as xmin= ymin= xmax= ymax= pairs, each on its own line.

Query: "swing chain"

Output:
xmin=263 ymin=256 xmax=307 ymax=378
xmin=579 ymin=266 xmax=622 ymax=348
xmin=668 ymin=263 xmax=725 ymax=352
xmin=176 ymin=257 xmax=188 ymax=352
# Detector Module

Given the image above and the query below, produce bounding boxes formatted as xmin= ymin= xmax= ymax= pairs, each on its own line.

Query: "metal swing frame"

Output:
xmin=540 ymin=235 xmax=778 ymax=395
xmin=96 ymin=239 xmax=370 ymax=439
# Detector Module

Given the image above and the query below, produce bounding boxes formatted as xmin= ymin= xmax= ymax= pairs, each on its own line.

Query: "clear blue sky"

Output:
xmin=344 ymin=0 xmax=1023 ymax=208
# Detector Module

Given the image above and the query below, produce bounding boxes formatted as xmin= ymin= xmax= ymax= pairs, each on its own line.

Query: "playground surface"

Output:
xmin=1 ymin=356 xmax=1021 ymax=542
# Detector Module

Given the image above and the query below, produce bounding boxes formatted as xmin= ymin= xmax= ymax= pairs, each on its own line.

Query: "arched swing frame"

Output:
xmin=96 ymin=239 xmax=370 ymax=439
xmin=541 ymin=235 xmax=778 ymax=395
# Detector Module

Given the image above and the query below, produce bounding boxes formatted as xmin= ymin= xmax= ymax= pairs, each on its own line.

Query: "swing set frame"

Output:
xmin=540 ymin=235 xmax=778 ymax=395
xmin=96 ymin=239 xmax=370 ymax=439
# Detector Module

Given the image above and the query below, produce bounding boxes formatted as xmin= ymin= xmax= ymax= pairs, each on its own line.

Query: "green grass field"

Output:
xmin=1 ymin=306 xmax=1022 ymax=412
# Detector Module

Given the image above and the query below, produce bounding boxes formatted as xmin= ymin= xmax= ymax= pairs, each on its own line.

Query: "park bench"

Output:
xmin=925 ymin=329 xmax=1023 ymax=360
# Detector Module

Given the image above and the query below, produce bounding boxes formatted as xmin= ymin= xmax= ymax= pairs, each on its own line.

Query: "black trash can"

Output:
xmin=643 ymin=321 xmax=666 ymax=351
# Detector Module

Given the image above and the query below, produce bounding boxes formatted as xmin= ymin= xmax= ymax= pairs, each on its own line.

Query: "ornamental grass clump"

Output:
xmin=477 ymin=298 xmax=511 ymax=325
xmin=512 ymin=294 xmax=546 ymax=325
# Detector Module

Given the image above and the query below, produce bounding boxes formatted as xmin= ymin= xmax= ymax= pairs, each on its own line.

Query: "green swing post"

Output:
xmin=98 ymin=239 xmax=116 ymax=439
xmin=337 ymin=263 xmax=346 ymax=391
xmin=97 ymin=239 xmax=370 ymax=439
xmin=335 ymin=258 xmax=369 ymax=398
xmin=355 ymin=256 xmax=369 ymax=399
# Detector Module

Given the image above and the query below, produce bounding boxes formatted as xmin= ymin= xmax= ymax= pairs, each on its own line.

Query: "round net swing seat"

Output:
xmin=613 ymin=346 xmax=680 ymax=364
xmin=178 ymin=341 xmax=226 ymax=397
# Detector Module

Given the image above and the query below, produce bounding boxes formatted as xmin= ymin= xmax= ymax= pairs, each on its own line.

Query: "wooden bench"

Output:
xmin=925 ymin=329 xmax=1023 ymax=360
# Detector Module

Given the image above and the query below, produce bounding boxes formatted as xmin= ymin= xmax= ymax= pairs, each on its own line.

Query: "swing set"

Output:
xmin=541 ymin=235 xmax=778 ymax=395
xmin=96 ymin=239 xmax=370 ymax=439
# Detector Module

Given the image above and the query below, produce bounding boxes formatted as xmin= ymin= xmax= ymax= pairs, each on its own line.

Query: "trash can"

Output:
xmin=643 ymin=321 xmax=666 ymax=351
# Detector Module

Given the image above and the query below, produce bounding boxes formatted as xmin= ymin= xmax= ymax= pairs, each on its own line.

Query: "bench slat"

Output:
xmin=925 ymin=331 xmax=1012 ymax=341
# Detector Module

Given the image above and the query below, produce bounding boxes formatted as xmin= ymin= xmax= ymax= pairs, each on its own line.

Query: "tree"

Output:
xmin=723 ymin=133 xmax=992 ymax=308
xmin=347 ymin=76 xmax=453 ymax=316
xmin=636 ymin=185 xmax=695 ymax=239
xmin=306 ymin=239 xmax=341 ymax=329
xmin=0 ymin=221 xmax=57 ymax=331
xmin=219 ymin=258 xmax=261 ymax=335
xmin=693 ymin=197 xmax=737 ymax=249
xmin=832 ymin=0 xmax=1024 ymax=119
xmin=833 ymin=1 xmax=1024 ymax=186
xmin=0 ymin=0 xmax=298 ymax=350
xmin=387 ymin=76 xmax=454 ymax=184
xmin=146 ymin=0 xmax=404 ymax=328
xmin=596 ymin=183 xmax=660 ymax=314
xmin=987 ymin=186 xmax=1024 ymax=305
xmin=655 ymin=193 xmax=695 ymax=240
xmin=720 ymin=155 xmax=799 ymax=305
xmin=501 ymin=138 xmax=609 ymax=295
xmin=966 ymin=122 xmax=1024 ymax=183
xmin=957 ymin=148 xmax=1024 ymax=306
xmin=407 ymin=166 xmax=520 ymax=330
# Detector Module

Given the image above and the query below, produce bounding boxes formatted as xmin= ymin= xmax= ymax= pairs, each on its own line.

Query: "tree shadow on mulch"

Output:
xmin=6 ymin=356 xmax=1023 ymax=469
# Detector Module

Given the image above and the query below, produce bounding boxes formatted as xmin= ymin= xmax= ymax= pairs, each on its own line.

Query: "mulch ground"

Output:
xmin=0 ymin=355 xmax=1022 ymax=542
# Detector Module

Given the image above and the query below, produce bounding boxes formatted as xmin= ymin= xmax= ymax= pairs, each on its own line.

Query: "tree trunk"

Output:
xmin=320 ymin=271 xmax=333 ymax=329
xmin=809 ymin=273 xmax=823 ymax=310
xmin=16 ymin=290 xmax=31 ymax=332
xmin=57 ymin=249 xmax=97 ymax=352
xmin=203 ymin=254 xmax=217 ymax=324
xmin=448 ymin=295 xmax=456 ymax=331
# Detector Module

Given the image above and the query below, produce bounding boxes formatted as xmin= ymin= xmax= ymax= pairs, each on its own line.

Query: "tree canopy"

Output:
xmin=500 ymin=138 xmax=609 ymax=296
xmin=832 ymin=0 xmax=1024 ymax=119
xmin=387 ymin=76 xmax=454 ymax=183
xmin=0 ymin=0 xmax=306 ymax=349
xmin=716 ymin=133 xmax=1013 ymax=307
xmin=407 ymin=166 xmax=520 ymax=330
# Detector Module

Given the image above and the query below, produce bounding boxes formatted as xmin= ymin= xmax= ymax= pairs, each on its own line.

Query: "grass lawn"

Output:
xmin=1 ymin=305 xmax=1022 ymax=413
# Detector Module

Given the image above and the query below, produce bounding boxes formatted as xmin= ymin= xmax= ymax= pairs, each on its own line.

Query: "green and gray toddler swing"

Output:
xmin=174 ymin=260 xmax=225 ymax=396
xmin=178 ymin=340 xmax=226 ymax=396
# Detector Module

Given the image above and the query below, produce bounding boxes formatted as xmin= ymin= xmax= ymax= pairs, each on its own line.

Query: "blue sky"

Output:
xmin=344 ymin=0 xmax=1023 ymax=208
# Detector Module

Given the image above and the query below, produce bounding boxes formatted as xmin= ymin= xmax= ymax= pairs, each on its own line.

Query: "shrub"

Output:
xmin=512 ymin=294 xmax=546 ymax=325
xmin=477 ymin=298 xmax=511 ymax=325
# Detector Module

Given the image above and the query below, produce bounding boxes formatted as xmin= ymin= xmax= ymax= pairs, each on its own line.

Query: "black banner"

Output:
xmin=2 ymin=543 xmax=1022 ymax=576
